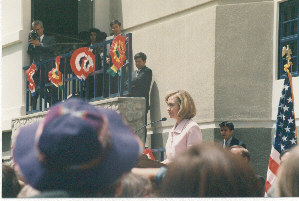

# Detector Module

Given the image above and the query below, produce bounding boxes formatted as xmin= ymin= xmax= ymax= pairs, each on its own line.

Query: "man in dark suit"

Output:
xmin=131 ymin=52 xmax=152 ymax=142
xmin=219 ymin=121 xmax=246 ymax=148
xmin=27 ymin=20 xmax=56 ymax=110
xmin=28 ymin=20 xmax=55 ymax=63
xmin=131 ymin=52 xmax=152 ymax=112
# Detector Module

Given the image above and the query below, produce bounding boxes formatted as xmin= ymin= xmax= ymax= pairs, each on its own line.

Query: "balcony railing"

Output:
xmin=23 ymin=33 xmax=133 ymax=114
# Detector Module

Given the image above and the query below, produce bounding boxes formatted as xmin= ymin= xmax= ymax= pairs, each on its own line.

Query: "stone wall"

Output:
xmin=5 ymin=97 xmax=146 ymax=162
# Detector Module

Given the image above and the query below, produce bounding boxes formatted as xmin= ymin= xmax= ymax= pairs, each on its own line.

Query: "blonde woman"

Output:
xmin=162 ymin=90 xmax=202 ymax=164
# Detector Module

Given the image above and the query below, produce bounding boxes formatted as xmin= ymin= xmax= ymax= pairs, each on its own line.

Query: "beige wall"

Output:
xmin=2 ymin=0 xmax=23 ymax=42
xmin=94 ymin=0 xmax=111 ymax=35
xmin=122 ymin=1 xmax=216 ymax=130
xmin=214 ymin=1 xmax=274 ymax=122
xmin=2 ymin=0 xmax=31 ymax=131
xmin=122 ymin=0 xmax=213 ymax=29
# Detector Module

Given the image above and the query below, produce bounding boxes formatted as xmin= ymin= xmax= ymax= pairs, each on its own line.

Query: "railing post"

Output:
xmin=128 ymin=33 xmax=133 ymax=96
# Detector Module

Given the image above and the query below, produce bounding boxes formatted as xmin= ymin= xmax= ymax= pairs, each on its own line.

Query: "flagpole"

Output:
xmin=286 ymin=63 xmax=298 ymax=144
xmin=283 ymin=44 xmax=298 ymax=144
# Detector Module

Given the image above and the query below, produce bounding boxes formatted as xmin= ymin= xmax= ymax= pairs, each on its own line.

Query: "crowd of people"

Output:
xmin=3 ymin=88 xmax=298 ymax=198
xmin=4 ymin=19 xmax=298 ymax=198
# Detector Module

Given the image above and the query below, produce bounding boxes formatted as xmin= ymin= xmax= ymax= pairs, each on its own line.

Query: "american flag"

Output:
xmin=265 ymin=74 xmax=298 ymax=195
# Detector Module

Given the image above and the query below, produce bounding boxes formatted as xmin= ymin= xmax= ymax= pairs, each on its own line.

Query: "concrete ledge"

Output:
xmin=9 ymin=97 xmax=147 ymax=157
xmin=2 ymin=30 xmax=24 ymax=48
xmin=11 ymin=97 xmax=146 ymax=136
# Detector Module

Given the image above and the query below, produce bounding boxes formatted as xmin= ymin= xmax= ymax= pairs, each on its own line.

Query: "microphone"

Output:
xmin=135 ymin=117 xmax=167 ymax=133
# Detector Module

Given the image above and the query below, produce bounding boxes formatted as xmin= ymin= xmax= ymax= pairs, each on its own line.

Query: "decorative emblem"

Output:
xmin=282 ymin=45 xmax=293 ymax=73
xmin=107 ymin=35 xmax=127 ymax=76
xmin=48 ymin=56 xmax=63 ymax=89
xmin=26 ymin=64 xmax=37 ymax=95
xmin=70 ymin=47 xmax=95 ymax=80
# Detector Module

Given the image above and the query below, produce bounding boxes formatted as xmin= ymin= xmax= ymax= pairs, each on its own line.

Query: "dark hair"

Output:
xmin=110 ymin=19 xmax=122 ymax=27
xmin=134 ymin=52 xmax=147 ymax=61
xmin=2 ymin=164 xmax=21 ymax=198
xmin=88 ymin=28 xmax=107 ymax=42
xmin=160 ymin=144 xmax=263 ymax=197
xmin=219 ymin=121 xmax=234 ymax=130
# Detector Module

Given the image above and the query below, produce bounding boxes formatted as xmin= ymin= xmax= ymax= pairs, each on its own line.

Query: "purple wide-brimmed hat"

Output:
xmin=13 ymin=98 xmax=142 ymax=193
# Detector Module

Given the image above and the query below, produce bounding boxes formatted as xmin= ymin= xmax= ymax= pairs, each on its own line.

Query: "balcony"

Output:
xmin=23 ymin=33 xmax=133 ymax=114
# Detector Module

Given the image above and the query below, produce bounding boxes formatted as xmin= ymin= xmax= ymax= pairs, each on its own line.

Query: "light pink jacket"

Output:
xmin=164 ymin=119 xmax=202 ymax=163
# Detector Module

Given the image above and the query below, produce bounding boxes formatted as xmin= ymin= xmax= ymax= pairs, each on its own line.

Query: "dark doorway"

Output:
xmin=31 ymin=0 xmax=93 ymax=43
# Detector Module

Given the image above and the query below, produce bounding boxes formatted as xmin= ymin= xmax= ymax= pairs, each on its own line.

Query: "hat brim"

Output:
xmin=13 ymin=107 xmax=140 ymax=193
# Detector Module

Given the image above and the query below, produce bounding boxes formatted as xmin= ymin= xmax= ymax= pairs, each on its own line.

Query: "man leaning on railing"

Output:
xmin=27 ymin=20 xmax=56 ymax=110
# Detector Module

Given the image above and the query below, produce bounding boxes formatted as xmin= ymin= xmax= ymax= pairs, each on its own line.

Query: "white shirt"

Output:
xmin=223 ymin=137 xmax=232 ymax=148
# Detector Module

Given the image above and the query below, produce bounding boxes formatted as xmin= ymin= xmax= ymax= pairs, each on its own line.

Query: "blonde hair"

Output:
xmin=165 ymin=90 xmax=196 ymax=119
xmin=277 ymin=145 xmax=299 ymax=197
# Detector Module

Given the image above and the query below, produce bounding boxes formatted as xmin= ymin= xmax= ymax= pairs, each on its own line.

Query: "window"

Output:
xmin=278 ymin=0 xmax=298 ymax=79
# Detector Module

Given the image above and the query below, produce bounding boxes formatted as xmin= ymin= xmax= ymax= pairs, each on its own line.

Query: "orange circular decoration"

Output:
xmin=110 ymin=35 xmax=127 ymax=69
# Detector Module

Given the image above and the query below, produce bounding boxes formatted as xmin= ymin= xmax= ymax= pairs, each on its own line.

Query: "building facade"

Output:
xmin=2 ymin=0 xmax=299 ymax=178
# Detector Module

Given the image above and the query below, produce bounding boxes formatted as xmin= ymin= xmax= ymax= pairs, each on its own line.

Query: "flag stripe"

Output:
xmin=266 ymin=168 xmax=277 ymax=185
xmin=265 ymin=180 xmax=272 ymax=194
xmin=268 ymin=156 xmax=280 ymax=175
xmin=270 ymin=146 xmax=280 ymax=164
xmin=265 ymin=71 xmax=297 ymax=195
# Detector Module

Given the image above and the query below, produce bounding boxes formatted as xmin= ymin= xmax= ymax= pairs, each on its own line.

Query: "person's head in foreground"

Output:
xmin=2 ymin=164 xmax=21 ymax=198
xmin=276 ymin=145 xmax=299 ymax=197
xmin=160 ymin=143 xmax=263 ymax=197
xmin=12 ymin=98 xmax=142 ymax=197
xmin=229 ymin=145 xmax=250 ymax=163
xmin=118 ymin=172 xmax=152 ymax=197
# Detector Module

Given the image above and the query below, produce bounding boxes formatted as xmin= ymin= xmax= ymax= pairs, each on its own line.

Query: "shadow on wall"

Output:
xmin=149 ymin=81 xmax=165 ymax=150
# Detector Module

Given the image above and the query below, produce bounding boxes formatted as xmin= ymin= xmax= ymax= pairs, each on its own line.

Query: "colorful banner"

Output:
xmin=107 ymin=35 xmax=127 ymax=76
xmin=48 ymin=56 xmax=63 ymax=88
xmin=26 ymin=64 xmax=37 ymax=95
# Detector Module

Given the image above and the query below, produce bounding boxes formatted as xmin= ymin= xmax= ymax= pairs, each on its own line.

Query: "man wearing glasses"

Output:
xmin=28 ymin=20 xmax=56 ymax=110
xmin=28 ymin=20 xmax=55 ymax=64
